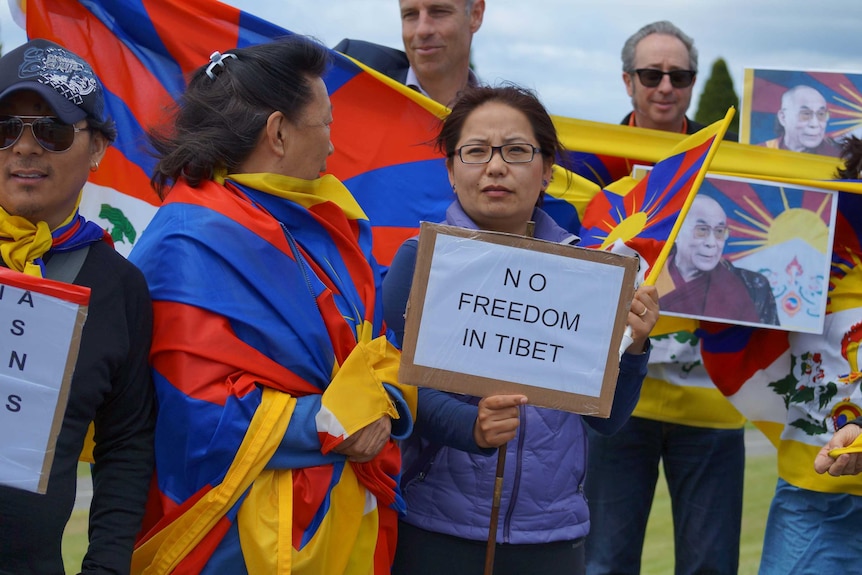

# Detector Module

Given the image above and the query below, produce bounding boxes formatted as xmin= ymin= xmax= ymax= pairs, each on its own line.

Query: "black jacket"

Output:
xmin=334 ymin=38 xmax=410 ymax=84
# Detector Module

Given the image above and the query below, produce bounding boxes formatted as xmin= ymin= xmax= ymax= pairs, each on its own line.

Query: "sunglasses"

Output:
xmin=0 ymin=115 xmax=90 ymax=152
xmin=633 ymin=68 xmax=696 ymax=89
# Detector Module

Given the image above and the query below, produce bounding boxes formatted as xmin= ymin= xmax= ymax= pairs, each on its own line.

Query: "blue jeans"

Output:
xmin=759 ymin=478 xmax=862 ymax=574
xmin=584 ymin=416 xmax=744 ymax=575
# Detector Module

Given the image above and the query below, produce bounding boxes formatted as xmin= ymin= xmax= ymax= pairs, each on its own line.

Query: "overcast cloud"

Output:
xmin=2 ymin=1 xmax=861 ymax=123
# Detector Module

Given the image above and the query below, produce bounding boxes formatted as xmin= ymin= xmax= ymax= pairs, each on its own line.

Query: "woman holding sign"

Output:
xmin=383 ymin=85 xmax=659 ymax=575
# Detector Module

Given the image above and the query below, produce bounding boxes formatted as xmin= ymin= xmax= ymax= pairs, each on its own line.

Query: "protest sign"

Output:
xmin=399 ymin=223 xmax=637 ymax=416
xmin=0 ymin=267 xmax=89 ymax=494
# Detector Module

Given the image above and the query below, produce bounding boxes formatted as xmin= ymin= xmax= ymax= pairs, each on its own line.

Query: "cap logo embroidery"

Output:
xmin=18 ymin=46 xmax=98 ymax=106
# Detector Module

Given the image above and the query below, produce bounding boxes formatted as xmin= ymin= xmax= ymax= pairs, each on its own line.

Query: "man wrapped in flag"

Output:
xmin=128 ymin=37 xmax=416 ymax=574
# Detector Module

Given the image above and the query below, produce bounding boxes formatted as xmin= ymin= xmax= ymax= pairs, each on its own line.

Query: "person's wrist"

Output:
xmin=473 ymin=418 xmax=493 ymax=449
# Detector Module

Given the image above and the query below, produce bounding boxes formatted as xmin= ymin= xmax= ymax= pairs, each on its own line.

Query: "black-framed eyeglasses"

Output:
xmin=455 ymin=143 xmax=541 ymax=164
xmin=632 ymin=68 xmax=696 ymax=89
xmin=0 ymin=115 xmax=90 ymax=152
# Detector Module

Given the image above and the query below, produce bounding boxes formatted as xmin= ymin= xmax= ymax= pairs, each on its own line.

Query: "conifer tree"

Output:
xmin=695 ymin=58 xmax=740 ymax=134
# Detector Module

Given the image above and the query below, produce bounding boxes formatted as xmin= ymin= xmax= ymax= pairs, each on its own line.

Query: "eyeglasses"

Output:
xmin=692 ymin=224 xmax=729 ymax=240
xmin=0 ymin=115 xmax=90 ymax=152
xmin=794 ymin=107 xmax=829 ymax=123
xmin=632 ymin=68 xmax=696 ymax=89
xmin=456 ymin=143 xmax=541 ymax=164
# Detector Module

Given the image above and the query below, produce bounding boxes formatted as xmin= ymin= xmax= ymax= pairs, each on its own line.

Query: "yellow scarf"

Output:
xmin=0 ymin=196 xmax=82 ymax=277
xmin=0 ymin=210 xmax=53 ymax=277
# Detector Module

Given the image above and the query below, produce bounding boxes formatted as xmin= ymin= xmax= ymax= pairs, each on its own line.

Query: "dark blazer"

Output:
xmin=334 ymin=38 xmax=410 ymax=84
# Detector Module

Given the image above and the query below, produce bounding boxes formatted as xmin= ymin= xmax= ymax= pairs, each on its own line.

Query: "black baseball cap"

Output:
xmin=0 ymin=38 xmax=108 ymax=125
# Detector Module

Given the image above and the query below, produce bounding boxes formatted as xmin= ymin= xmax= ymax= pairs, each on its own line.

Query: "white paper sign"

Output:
xmin=0 ymin=274 xmax=88 ymax=494
xmin=413 ymin=233 xmax=626 ymax=398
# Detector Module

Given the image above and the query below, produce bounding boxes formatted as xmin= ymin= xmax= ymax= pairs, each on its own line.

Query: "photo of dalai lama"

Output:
xmin=657 ymin=194 xmax=780 ymax=325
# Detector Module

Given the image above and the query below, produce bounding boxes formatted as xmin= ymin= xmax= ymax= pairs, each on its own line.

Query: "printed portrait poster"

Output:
xmin=398 ymin=223 xmax=637 ymax=417
xmin=741 ymin=67 xmax=862 ymax=156
xmin=0 ymin=268 xmax=89 ymax=494
xmin=652 ymin=173 xmax=837 ymax=333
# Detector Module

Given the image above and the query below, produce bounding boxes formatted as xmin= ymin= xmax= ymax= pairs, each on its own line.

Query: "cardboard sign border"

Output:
xmin=37 ymin=303 xmax=88 ymax=493
xmin=399 ymin=222 xmax=637 ymax=417
xmin=0 ymin=267 xmax=90 ymax=494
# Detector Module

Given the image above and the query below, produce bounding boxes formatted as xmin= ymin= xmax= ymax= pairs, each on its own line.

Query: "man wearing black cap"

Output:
xmin=0 ymin=39 xmax=155 ymax=574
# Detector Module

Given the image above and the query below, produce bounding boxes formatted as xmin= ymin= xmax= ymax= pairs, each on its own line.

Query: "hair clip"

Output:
xmin=205 ymin=51 xmax=237 ymax=80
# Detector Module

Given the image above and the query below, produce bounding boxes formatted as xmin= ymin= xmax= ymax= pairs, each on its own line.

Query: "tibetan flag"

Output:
xmin=22 ymin=0 xmax=590 ymax=266
xmin=698 ymin=190 xmax=862 ymax=496
xmin=578 ymin=109 xmax=734 ymax=288
xmin=23 ymin=0 xmax=452 ymax=265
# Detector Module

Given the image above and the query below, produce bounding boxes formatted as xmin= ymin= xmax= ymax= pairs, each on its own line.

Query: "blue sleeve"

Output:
xmin=383 ymin=383 xmax=414 ymax=440
xmin=267 ymin=394 xmax=346 ymax=469
xmin=267 ymin=385 xmax=415 ymax=470
xmin=583 ymin=344 xmax=650 ymax=436
xmin=414 ymin=388 xmax=495 ymax=456
xmin=382 ymin=238 xmax=418 ymax=347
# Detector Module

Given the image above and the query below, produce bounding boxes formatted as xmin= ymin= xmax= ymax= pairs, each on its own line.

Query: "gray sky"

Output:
xmin=1 ymin=1 xmax=861 ymax=123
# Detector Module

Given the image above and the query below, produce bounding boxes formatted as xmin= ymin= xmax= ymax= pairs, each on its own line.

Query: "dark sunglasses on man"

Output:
xmin=0 ymin=115 xmax=90 ymax=153
xmin=632 ymin=68 xmax=696 ymax=89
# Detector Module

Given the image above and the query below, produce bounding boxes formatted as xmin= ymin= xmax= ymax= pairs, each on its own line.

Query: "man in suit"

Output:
xmin=335 ymin=0 xmax=484 ymax=106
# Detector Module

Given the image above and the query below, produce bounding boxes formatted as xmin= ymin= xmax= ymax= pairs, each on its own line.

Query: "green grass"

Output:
xmin=62 ymin=463 xmax=91 ymax=573
xmin=63 ymin=509 xmax=90 ymax=573
xmin=62 ymin=451 xmax=778 ymax=572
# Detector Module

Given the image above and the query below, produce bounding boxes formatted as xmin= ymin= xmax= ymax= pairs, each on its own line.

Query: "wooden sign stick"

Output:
xmin=483 ymin=220 xmax=535 ymax=575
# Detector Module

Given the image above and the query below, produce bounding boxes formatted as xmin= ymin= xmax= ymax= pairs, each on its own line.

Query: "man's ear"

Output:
xmin=623 ymin=72 xmax=634 ymax=98
xmin=470 ymin=0 xmax=485 ymax=33
xmin=89 ymin=131 xmax=109 ymax=166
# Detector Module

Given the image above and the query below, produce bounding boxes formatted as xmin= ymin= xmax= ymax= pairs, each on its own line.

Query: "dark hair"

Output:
xmin=436 ymin=84 xmax=563 ymax=168
xmin=88 ymin=116 xmax=117 ymax=143
xmin=621 ymin=21 xmax=697 ymax=73
xmin=836 ymin=135 xmax=862 ymax=180
xmin=149 ymin=35 xmax=330 ymax=197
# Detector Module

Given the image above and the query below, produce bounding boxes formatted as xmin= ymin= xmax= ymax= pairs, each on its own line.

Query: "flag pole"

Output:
xmin=643 ymin=107 xmax=735 ymax=287
xmin=483 ymin=219 xmax=535 ymax=575
xmin=483 ymin=443 xmax=507 ymax=574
